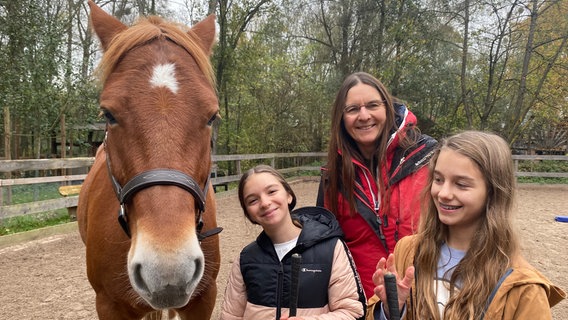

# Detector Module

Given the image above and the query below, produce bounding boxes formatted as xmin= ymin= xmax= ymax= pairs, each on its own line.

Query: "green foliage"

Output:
xmin=1 ymin=0 xmax=67 ymax=157
xmin=517 ymin=160 xmax=568 ymax=173
xmin=215 ymin=1 xmax=332 ymax=159
xmin=0 ymin=182 xmax=72 ymax=235
xmin=517 ymin=177 xmax=568 ymax=184
xmin=0 ymin=209 xmax=70 ymax=236
xmin=1 ymin=0 xmax=566 ymax=160
xmin=1 ymin=0 xmax=101 ymax=159
xmin=3 ymin=183 xmax=62 ymax=204
xmin=516 ymin=159 xmax=568 ymax=184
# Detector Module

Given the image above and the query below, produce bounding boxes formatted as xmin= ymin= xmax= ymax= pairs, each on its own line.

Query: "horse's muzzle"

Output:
xmin=128 ymin=234 xmax=205 ymax=309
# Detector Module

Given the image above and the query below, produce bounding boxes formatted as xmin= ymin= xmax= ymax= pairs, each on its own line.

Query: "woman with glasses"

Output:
xmin=317 ymin=72 xmax=437 ymax=299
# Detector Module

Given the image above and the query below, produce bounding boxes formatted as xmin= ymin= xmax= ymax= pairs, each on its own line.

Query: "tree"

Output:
xmin=1 ymin=0 xmax=566 ymax=162
xmin=503 ymin=0 xmax=568 ymax=144
xmin=210 ymin=0 xmax=273 ymax=156
xmin=1 ymin=0 xmax=69 ymax=159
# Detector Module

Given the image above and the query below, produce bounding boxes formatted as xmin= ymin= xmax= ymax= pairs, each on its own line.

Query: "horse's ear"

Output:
xmin=190 ymin=14 xmax=216 ymax=56
xmin=88 ymin=0 xmax=127 ymax=52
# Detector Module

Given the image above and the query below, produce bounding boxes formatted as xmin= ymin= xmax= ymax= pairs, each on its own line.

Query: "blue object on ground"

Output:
xmin=554 ymin=216 xmax=568 ymax=222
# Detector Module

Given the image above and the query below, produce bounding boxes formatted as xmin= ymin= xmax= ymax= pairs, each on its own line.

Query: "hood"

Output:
xmin=505 ymin=267 xmax=567 ymax=307
xmin=386 ymin=103 xmax=416 ymax=154
xmin=292 ymin=206 xmax=343 ymax=248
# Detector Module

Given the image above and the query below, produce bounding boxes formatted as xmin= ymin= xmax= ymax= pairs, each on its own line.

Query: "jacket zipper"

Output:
xmin=358 ymin=170 xmax=387 ymax=247
xmin=362 ymin=170 xmax=380 ymax=213
xmin=276 ymin=262 xmax=283 ymax=320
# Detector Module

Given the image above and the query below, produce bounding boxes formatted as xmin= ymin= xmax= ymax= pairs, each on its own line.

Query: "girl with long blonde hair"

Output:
xmin=368 ymin=131 xmax=565 ymax=319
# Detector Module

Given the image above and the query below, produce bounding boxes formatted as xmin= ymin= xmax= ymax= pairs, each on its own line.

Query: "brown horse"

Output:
xmin=77 ymin=2 xmax=221 ymax=319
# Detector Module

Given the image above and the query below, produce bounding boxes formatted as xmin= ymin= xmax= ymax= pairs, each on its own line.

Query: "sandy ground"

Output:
xmin=0 ymin=179 xmax=566 ymax=319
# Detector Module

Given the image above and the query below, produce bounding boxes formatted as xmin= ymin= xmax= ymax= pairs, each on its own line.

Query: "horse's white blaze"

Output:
xmin=150 ymin=63 xmax=179 ymax=94
xmin=128 ymin=231 xmax=204 ymax=309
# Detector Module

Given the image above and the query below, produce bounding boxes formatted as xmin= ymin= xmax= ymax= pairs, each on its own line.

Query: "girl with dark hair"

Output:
xmin=221 ymin=165 xmax=366 ymax=320
xmin=318 ymin=72 xmax=437 ymax=299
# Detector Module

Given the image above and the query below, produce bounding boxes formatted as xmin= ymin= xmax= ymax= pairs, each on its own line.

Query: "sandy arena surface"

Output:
xmin=0 ymin=179 xmax=566 ymax=319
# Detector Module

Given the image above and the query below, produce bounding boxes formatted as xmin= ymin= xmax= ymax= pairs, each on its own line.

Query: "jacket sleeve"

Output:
xmin=303 ymin=240 xmax=366 ymax=320
xmin=397 ymin=166 xmax=429 ymax=236
xmin=220 ymin=255 xmax=247 ymax=320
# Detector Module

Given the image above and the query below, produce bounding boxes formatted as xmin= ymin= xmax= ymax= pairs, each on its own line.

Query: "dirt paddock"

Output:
xmin=1 ymin=179 xmax=566 ymax=319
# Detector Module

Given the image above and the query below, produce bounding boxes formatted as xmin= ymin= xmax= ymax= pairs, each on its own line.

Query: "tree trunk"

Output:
xmin=506 ymin=0 xmax=538 ymax=142
xmin=460 ymin=0 xmax=472 ymax=128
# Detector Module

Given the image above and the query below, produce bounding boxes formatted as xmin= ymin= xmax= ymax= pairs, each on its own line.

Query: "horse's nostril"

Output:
xmin=193 ymin=257 xmax=204 ymax=282
xmin=132 ymin=263 xmax=149 ymax=293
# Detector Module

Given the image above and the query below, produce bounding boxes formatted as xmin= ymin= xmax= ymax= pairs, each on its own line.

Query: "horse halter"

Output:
xmin=103 ymin=131 xmax=222 ymax=240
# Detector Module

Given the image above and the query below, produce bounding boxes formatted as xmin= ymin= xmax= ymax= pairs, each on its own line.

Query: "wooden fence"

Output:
xmin=1 ymin=153 xmax=567 ymax=220
xmin=0 ymin=153 xmax=326 ymax=219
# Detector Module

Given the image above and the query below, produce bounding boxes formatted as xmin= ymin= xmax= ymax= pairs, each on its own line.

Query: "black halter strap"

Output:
xmin=103 ymin=132 xmax=222 ymax=239
xmin=112 ymin=169 xmax=208 ymax=211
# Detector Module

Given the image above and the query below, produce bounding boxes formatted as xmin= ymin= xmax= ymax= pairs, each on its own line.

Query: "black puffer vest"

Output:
xmin=239 ymin=206 xmax=353 ymax=319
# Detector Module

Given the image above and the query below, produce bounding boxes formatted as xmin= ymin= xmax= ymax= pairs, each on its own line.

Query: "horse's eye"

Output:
xmin=207 ymin=113 xmax=220 ymax=126
xmin=102 ymin=109 xmax=117 ymax=125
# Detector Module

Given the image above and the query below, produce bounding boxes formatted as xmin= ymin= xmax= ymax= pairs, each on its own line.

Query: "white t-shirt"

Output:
xmin=435 ymin=243 xmax=466 ymax=315
xmin=273 ymin=237 xmax=299 ymax=261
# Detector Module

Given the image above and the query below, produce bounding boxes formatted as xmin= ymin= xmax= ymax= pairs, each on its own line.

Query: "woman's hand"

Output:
xmin=371 ymin=254 xmax=414 ymax=318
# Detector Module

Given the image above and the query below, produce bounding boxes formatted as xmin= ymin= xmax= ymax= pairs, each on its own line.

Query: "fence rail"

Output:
xmin=0 ymin=153 xmax=326 ymax=219
xmin=1 ymin=153 xmax=566 ymax=220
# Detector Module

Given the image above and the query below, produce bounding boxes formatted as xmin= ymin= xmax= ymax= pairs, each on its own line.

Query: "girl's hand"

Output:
xmin=371 ymin=254 xmax=414 ymax=318
xmin=280 ymin=316 xmax=303 ymax=320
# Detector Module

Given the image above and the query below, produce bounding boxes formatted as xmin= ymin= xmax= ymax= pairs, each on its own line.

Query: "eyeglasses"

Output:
xmin=343 ymin=100 xmax=386 ymax=116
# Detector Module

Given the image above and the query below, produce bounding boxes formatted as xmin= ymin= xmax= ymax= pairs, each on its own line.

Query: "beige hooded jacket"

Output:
xmin=367 ymin=235 xmax=566 ymax=319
